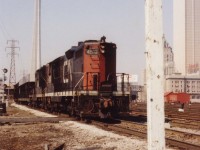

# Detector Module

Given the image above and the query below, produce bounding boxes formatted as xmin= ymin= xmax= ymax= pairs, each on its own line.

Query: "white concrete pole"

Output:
xmin=145 ymin=0 xmax=165 ymax=149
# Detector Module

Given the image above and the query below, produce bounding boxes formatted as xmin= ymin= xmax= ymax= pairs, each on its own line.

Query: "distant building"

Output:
xmin=130 ymin=84 xmax=143 ymax=101
xmin=173 ymin=0 xmax=200 ymax=75
xmin=164 ymin=37 xmax=174 ymax=76
xmin=116 ymin=74 xmax=145 ymax=101
xmin=165 ymin=74 xmax=200 ymax=103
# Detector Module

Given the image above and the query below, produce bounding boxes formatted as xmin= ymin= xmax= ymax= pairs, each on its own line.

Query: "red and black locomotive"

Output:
xmin=14 ymin=37 xmax=130 ymax=118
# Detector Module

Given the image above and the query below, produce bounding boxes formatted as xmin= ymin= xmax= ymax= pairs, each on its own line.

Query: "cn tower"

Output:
xmin=30 ymin=0 xmax=41 ymax=81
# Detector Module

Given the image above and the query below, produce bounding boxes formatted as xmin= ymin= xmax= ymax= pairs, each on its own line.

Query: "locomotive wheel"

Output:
xmin=82 ymin=100 xmax=95 ymax=113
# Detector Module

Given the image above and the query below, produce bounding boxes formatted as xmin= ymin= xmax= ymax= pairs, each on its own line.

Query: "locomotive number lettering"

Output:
xmin=86 ymin=49 xmax=99 ymax=55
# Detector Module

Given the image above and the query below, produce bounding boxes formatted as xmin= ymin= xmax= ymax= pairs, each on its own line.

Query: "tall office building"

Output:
xmin=173 ymin=0 xmax=200 ymax=75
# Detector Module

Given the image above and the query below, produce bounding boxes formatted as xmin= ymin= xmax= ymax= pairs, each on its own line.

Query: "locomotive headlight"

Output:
xmin=100 ymin=49 xmax=105 ymax=53
xmin=100 ymin=45 xmax=105 ymax=49
xmin=100 ymin=45 xmax=105 ymax=53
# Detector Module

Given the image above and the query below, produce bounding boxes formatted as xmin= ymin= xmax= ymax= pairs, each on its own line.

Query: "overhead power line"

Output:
xmin=0 ymin=16 xmax=12 ymax=40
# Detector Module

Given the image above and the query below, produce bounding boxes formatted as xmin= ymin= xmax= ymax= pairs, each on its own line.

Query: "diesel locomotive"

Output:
xmin=14 ymin=37 xmax=130 ymax=118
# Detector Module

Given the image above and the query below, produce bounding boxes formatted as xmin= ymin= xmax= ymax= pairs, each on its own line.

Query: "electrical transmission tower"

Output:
xmin=5 ymin=40 xmax=20 ymax=86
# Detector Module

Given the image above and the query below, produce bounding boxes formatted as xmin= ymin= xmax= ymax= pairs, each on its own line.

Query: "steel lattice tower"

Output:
xmin=6 ymin=40 xmax=20 ymax=86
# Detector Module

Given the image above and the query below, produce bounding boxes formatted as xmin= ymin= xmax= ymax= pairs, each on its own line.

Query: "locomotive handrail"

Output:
xmin=106 ymin=72 xmax=113 ymax=81
xmin=72 ymin=72 xmax=99 ymax=99
xmin=72 ymin=72 xmax=85 ymax=100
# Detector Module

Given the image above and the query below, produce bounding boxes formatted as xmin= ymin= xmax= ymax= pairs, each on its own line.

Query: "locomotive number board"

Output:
xmin=86 ymin=49 xmax=99 ymax=55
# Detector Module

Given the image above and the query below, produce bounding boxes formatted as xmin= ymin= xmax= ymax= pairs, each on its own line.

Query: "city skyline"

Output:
xmin=0 ymin=0 xmax=173 ymax=83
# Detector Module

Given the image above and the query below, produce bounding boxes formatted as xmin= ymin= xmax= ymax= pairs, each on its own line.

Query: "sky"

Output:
xmin=0 ymin=0 xmax=173 ymax=84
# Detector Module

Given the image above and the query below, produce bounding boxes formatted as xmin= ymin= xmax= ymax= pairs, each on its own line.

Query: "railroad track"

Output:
xmin=124 ymin=114 xmax=200 ymax=131
xmin=169 ymin=119 xmax=200 ymax=130
xmin=119 ymin=120 xmax=200 ymax=144
xmin=167 ymin=115 xmax=200 ymax=121
xmin=130 ymin=111 xmax=200 ymax=122
xmin=8 ymin=103 xmax=200 ymax=149
xmin=90 ymin=120 xmax=200 ymax=150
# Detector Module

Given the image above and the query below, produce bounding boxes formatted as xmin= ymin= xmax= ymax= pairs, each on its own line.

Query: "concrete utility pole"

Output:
xmin=5 ymin=40 xmax=20 ymax=86
xmin=145 ymin=0 xmax=165 ymax=149
xmin=31 ymin=0 xmax=41 ymax=81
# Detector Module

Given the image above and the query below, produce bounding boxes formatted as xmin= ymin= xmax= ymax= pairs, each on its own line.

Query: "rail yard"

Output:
xmin=0 ymin=101 xmax=199 ymax=150
xmin=130 ymin=102 xmax=200 ymax=129
xmin=1 ymin=1 xmax=200 ymax=149
xmin=1 ymin=35 xmax=200 ymax=150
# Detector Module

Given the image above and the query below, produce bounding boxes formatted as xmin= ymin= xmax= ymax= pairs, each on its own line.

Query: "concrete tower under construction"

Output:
xmin=30 ymin=0 xmax=41 ymax=81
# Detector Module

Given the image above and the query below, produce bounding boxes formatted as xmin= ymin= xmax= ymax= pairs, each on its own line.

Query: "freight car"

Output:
xmin=14 ymin=37 xmax=130 ymax=118
xmin=14 ymin=80 xmax=35 ymax=105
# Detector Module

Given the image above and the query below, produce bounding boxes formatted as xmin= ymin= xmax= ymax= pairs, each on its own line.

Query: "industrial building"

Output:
xmin=165 ymin=74 xmax=200 ymax=103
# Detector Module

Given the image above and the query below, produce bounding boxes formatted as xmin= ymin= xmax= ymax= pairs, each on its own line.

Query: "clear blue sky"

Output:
xmin=0 ymin=0 xmax=173 ymax=83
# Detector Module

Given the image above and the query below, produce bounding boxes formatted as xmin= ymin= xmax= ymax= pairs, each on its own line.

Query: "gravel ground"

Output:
xmin=0 ymin=103 xmax=176 ymax=150
xmin=0 ymin=103 xmax=39 ymax=118
xmin=10 ymin=103 xmax=57 ymax=118
xmin=57 ymin=121 xmax=148 ymax=150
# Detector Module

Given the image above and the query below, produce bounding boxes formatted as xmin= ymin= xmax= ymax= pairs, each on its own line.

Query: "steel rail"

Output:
xmin=90 ymin=120 xmax=200 ymax=150
xmin=170 ymin=121 xmax=200 ymax=130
